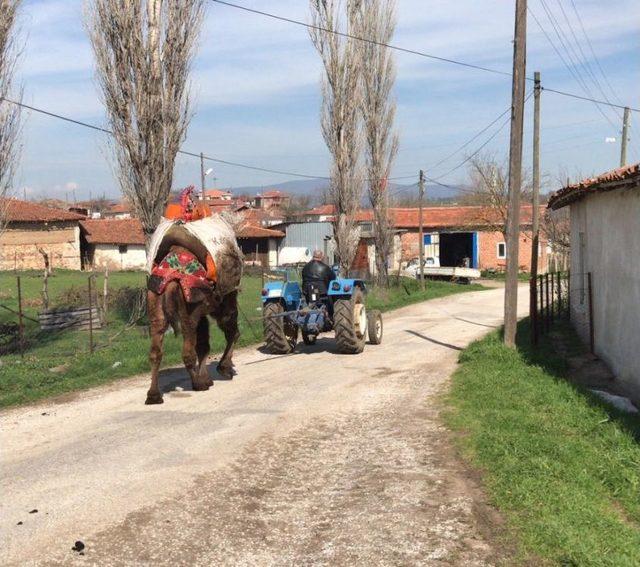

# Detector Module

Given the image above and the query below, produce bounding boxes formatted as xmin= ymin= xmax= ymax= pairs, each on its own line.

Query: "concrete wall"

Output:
xmin=92 ymin=244 xmax=147 ymax=271
xmin=0 ymin=223 xmax=81 ymax=270
xmin=569 ymin=189 xmax=640 ymax=396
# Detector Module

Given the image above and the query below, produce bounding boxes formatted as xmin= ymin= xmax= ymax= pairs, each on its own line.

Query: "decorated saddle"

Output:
xmin=147 ymin=186 xmax=241 ymax=300
xmin=148 ymin=250 xmax=212 ymax=302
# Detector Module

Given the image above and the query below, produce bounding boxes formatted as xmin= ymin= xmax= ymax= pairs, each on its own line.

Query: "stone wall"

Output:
xmin=0 ymin=223 xmax=81 ymax=270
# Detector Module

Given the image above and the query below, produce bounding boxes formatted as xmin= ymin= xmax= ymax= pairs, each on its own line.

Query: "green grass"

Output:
xmin=445 ymin=320 xmax=640 ymax=566
xmin=480 ymin=270 xmax=530 ymax=282
xmin=0 ymin=270 xmax=482 ymax=408
xmin=366 ymin=276 xmax=484 ymax=312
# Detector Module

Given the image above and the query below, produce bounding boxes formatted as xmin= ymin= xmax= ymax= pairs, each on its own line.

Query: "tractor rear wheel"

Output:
xmin=263 ymin=302 xmax=298 ymax=354
xmin=334 ymin=287 xmax=366 ymax=354
xmin=367 ymin=309 xmax=383 ymax=344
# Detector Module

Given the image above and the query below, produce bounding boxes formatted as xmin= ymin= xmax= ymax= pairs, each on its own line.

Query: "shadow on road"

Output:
xmin=405 ymin=330 xmax=463 ymax=351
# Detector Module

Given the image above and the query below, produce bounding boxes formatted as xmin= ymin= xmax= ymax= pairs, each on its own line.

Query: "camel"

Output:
xmin=145 ymin=210 xmax=243 ymax=405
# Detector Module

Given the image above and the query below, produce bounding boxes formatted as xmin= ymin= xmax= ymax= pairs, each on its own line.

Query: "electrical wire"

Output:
xmin=211 ymin=0 xmax=639 ymax=113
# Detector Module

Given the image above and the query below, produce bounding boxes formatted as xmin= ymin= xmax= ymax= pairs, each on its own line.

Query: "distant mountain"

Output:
xmin=231 ymin=178 xmax=464 ymax=202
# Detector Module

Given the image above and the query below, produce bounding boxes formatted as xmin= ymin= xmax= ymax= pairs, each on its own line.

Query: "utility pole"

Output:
xmin=200 ymin=152 xmax=206 ymax=200
xmin=504 ymin=0 xmax=527 ymax=348
xmin=418 ymin=169 xmax=425 ymax=289
xmin=530 ymin=71 xmax=541 ymax=344
xmin=620 ymin=106 xmax=630 ymax=167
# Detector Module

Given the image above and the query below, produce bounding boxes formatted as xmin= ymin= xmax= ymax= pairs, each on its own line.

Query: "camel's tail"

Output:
xmin=162 ymin=281 xmax=182 ymax=337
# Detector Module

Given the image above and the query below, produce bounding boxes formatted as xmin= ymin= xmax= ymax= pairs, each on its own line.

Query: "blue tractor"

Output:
xmin=261 ymin=271 xmax=383 ymax=354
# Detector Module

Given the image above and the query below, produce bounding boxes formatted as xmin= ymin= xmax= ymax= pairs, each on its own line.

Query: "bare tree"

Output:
xmin=86 ymin=0 xmax=205 ymax=243
xmin=542 ymin=207 xmax=570 ymax=271
xmin=361 ymin=0 xmax=398 ymax=287
xmin=0 ymin=0 xmax=22 ymax=234
xmin=463 ymin=155 xmax=532 ymax=237
xmin=309 ymin=0 xmax=364 ymax=274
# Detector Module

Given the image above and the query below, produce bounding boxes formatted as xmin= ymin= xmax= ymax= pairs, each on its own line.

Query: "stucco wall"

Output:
xmin=569 ymin=189 xmax=640 ymax=396
xmin=0 ymin=223 xmax=81 ymax=270
xmin=92 ymin=244 xmax=147 ymax=271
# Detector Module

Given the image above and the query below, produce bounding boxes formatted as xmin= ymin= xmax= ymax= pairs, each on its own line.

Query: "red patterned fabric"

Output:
xmin=150 ymin=250 xmax=212 ymax=302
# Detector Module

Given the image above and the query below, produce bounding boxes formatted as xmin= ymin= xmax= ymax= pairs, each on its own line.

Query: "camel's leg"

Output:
xmin=195 ymin=316 xmax=213 ymax=387
xmin=146 ymin=291 xmax=167 ymax=405
xmin=215 ymin=291 xmax=240 ymax=380
xmin=180 ymin=305 xmax=212 ymax=392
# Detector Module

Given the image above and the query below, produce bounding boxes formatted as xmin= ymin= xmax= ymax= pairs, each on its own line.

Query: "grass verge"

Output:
xmin=445 ymin=320 xmax=640 ymax=566
xmin=0 ymin=271 xmax=481 ymax=408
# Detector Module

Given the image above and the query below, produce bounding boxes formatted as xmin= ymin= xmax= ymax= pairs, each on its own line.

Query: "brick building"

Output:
xmin=387 ymin=205 xmax=547 ymax=272
xmin=0 ymin=198 xmax=84 ymax=270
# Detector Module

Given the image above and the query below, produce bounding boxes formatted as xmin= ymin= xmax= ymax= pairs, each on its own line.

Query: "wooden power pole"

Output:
xmin=504 ymin=0 xmax=527 ymax=348
xmin=418 ymin=170 xmax=426 ymax=289
xmin=200 ymin=152 xmax=206 ymax=200
xmin=620 ymin=106 xmax=630 ymax=167
xmin=530 ymin=71 xmax=541 ymax=344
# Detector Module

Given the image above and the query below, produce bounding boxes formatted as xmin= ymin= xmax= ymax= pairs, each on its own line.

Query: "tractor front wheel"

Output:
xmin=334 ymin=287 xmax=367 ymax=354
xmin=302 ymin=332 xmax=317 ymax=345
xmin=263 ymin=302 xmax=298 ymax=354
xmin=367 ymin=310 xmax=383 ymax=344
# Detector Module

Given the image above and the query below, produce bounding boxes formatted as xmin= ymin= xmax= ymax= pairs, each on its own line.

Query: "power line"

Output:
xmin=568 ymin=0 xmax=626 ymax=109
xmin=2 ymin=96 xmax=331 ymax=181
xmin=542 ymin=88 xmax=640 ymax=112
xmin=211 ymin=0 xmax=639 ymax=113
xmin=210 ymin=0 xmax=513 ymax=78
xmin=553 ymin=0 xmax=621 ymax=120
xmin=529 ymin=2 xmax=617 ymax=129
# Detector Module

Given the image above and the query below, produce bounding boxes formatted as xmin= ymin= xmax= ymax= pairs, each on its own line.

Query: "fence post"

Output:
xmin=17 ymin=276 xmax=24 ymax=358
xmin=538 ymin=275 xmax=543 ymax=336
xmin=545 ymin=273 xmax=551 ymax=331
xmin=587 ymin=272 xmax=595 ymax=354
xmin=556 ymin=271 xmax=562 ymax=316
xmin=88 ymin=275 xmax=94 ymax=354
xmin=568 ymin=271 xmax=571 ymax=316
xmin=530 ymin=276 xmax=538 ymax=345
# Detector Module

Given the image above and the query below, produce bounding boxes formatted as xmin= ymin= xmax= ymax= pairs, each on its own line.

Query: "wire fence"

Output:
xmin=530 ymin=270 xmax=595 ymax=353
xmin=0 ymin=272 xmax=148 ymax=358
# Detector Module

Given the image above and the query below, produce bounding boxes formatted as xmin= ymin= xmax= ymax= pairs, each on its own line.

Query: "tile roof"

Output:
xmin=203 ymin=189 xmax=232 ymax=199
xmin=1 ymin=198 xmax=86 ymax=222
xmin=258 ymin=190 xmax=287 ymax=198
xmin=105 ymin=201 xmax=131 ymax=214
xmin=236 ymin=223 xmax=285 ymax=239
xmin=547 ymin=162 xmax=640 ymax=210
xmin=80 ymin=219 xmax=146 ymax=245
xmin=300 ymin=204 xmax=540 ymax=229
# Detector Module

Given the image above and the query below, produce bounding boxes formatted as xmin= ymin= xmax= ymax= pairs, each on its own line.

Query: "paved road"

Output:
xmin=1 ymin=286 xmax=527 ymax=566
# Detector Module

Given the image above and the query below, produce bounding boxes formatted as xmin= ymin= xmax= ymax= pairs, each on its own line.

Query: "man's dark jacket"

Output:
xmin=301 ymin=260 xmax=336 ymax=296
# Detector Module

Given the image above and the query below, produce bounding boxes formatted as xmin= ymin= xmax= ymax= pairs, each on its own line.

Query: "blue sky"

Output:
xmin=13 ymin=0 xmax=640 ymax=201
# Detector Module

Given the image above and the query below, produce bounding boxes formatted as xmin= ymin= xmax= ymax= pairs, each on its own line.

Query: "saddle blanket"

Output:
xmin=148 ymin=250 xmax=212 ymax=302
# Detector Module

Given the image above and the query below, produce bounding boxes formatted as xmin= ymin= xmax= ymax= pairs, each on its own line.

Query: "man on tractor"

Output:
xmin=301 ymin=250 xmax=335 ymax=301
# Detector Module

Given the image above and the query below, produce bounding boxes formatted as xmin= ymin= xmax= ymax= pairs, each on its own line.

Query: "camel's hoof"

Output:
xmin=217 ymin=365 xmax=235 ymax=380
xmin=145 ymin=392 xmax=164 ymax=405
xmin=192 ymin=381 xmax=212 ymax=391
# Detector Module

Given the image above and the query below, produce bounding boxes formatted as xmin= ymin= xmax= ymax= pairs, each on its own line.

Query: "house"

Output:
xmin=297 ymin=204 xmax=547 ymax=275
xmin=548 ymin=162 xmax=640 ymax=397
xmin=102 ymin=201 xmax=132 ymax=219
xmin=0 ymin=198 xmax=84 ymax=270
xmin=236 ymin=223 xmax=285 ymax=268
xmin=80 ymin=219 xmax=147 ymax=270
xmin=254 ymin=190 xmax=290 ymax=211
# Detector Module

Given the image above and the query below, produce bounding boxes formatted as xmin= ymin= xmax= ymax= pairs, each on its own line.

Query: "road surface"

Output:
xmin=1 ymin=286 xmax=527 ymax=566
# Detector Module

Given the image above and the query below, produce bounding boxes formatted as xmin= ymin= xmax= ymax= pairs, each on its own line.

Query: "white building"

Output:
xmin=80 ymin=219 xmax=147 ymax=271
xmin=548 ymin=163 xmax=640 ymax=400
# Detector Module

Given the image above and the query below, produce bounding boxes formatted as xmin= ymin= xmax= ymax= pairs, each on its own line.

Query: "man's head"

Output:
xmin=312 ymin=250 xmax=324 ymax=262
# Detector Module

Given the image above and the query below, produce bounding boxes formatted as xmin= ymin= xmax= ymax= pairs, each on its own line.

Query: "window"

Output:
xmin=118 ymin=245 xmax=128 ymax=254
xmin=497 ymin=242 xmax=506 ymax=259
